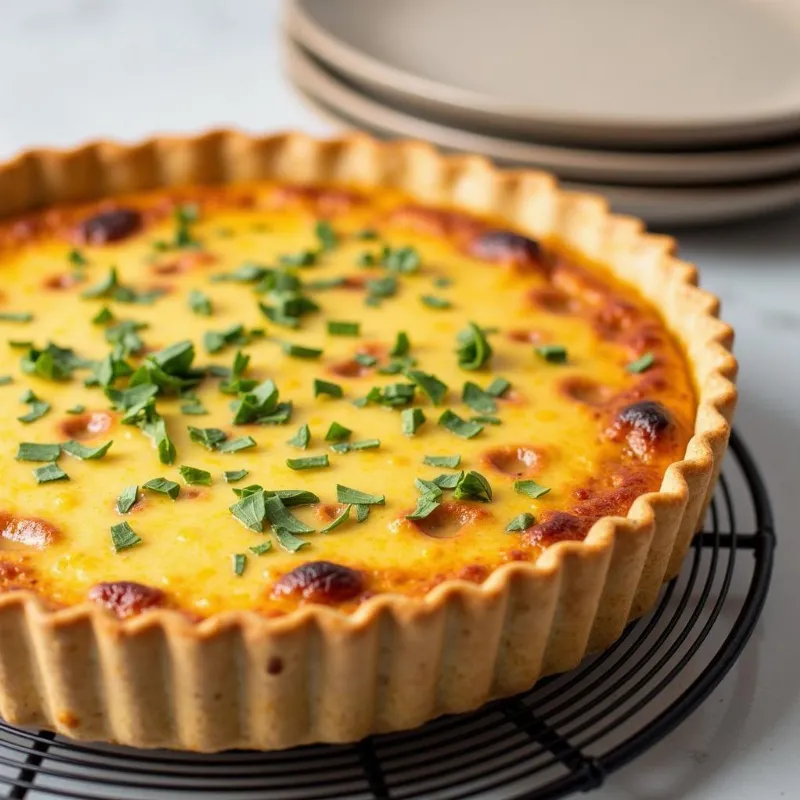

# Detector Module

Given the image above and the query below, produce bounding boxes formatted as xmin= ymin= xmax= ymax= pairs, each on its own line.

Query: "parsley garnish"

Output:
xmin=357 ymin=251 xmax=376 ymax=267
xmin=627 ymin=352 xmax=655 ymax=374
xmin=16 ymin=443 xmax=61 ymax=462
xmin=231 ymin=379 xmax=280 ymax=425
xmin=327 ymin=320 xmax=360 ymax=336
xmin=286 ymin=455 xmax=329 ymax=470
xmin=453 ymin=471 xmax=492 ymax=502
xmin=314 ymin=379 xmax=343 ymax=399
xmin=204 ymin=324 xmax=251 ymax=354
xmin=18 ymin=390 xmax=51 ymax=423
xmin=282 ymin=342 xmax=322 ymax=359
xmin=287 ymin=424 xmax=310 ymax=449
xmin=472 ymin=415 xmax=501 ymax=425
xmin=279 ymin=250 xmax=317 ymax=267
xmin=275 ymin=528 xmax=311 ymax=553
xmin=354 ymin=227 xmax=378 ymax=240
xmin=486 ymin=377 xmax=511 ymax=397
xmin=188 ymin=426 xmax=228 ymax=450
xmin=336 ymin=485 xmax=385 ymax=505
xmin=390 ymin=332 xmax=410 ymax=357
xmin=61 ymin=440 xmax=113 ymax=460
xmin=320 ymin=505 xmax=351 ymax=533
xmin=365 ymin=275 xmax=397 ymax=304
xmin=423 ymin=454 xmax=461 ymax=468
xmin=21 ymin=342 xmax=87 ymax=381
xmin=355 ymin=504 xmax=370 ymax=522
xmin=315 ymin=220 xmax=338 ymax=251
xmin=116 ymin=485 xmax=138 ymax=514
xmin=535 ymin=345 xmax=568 ymax=364
xmin=92 ymin=307 xmax=114 ymax=325
xmin=0 ymin=312 xmax=33 ymax=323
xmin=382 ymin=246 xmax=420 ymax=273
xmin=514 ymin=479 xmax=551 ymax=499
xmin=180 ymin=396 xmax=208 ymax=416
xmin=265 ymin=495 xmax=315 ymax=533
xmin=66 ymin=404 xmax=85 ymax=414
xmin=179 ymin=465 xmax=211 ymax=486
xmin=506 ymin=513 xmax=535 ymax=532
xmin=110 ymin=521 xmax=142 ymax=552
xmin=218 ymin=436 xmax=256 ymax=454
xmin=462 ymin=382 xmax=497 ymax=414
xmin=354 ymin=383 xmax=416 ymax=408
xmin=249 ymin=541 xmax=272 ymax=556
xmin=188 ymin=289 xmax=213 ymax=316
xmin=401 ymin=407 xmax=426 ymax=436
xmin=230 ymin=489 xmax=267 ymax=532
xmin=33 ymin=463 xmax=68 ymax=484
xmin=325 ymin=421 xmax=351 ymax=442
xmin=456 ymin=322 xmax=493 ymax=370
xmin=224 ymin=469 xmax=249 ymax=483
xmin=0 ymin=376 xmax=12 ymax=386
xmin=81 ymin=267 xmax=165 ymax=304
xmin=173 ymin=204 xmax=201 ymax=249
xmin=438 ymin=409 xmax=484 ymax=439
xmin=142 ymin=477 xmax=180 ymax=500
xmin=330 ymin=439 xmax=380 ymax=453
xmin=420 ymin=295 xmax=451 ymax=310
xmin=406 ymin=490 xmax=441 ymax=520
xmin=405 ymin=369 xmax=448 ymax=405
xmin=232 ymin=553 xmax=247 ymax=576
xmin=105 ymin=319 xmax=147 ymax=357
xmin=68 ymin=248 xmax=88 ymax=267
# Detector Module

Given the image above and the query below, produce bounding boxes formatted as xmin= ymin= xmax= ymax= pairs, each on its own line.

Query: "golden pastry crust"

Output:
xmin=0 ymin=131 xmax=736 ymax=751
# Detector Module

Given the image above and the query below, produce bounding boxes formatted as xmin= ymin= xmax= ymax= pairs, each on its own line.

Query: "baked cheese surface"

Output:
xmin=0 ymin=183 xmax=695 ymax=617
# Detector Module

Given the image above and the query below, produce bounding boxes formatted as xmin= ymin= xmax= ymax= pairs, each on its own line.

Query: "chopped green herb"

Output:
xmin=438 ymin=409 xmax=484 ymax=439
xmin=66 ymin=404 xmax=85 ymax=414
xmin=18 ymin=390 xmax=51 ymax=424
xmin=179 ymin=465 xmax=212 ymax=486
xmin=110 ymin=521 xmax=142 ymax=552
xmin=462 ymin=382 xmax=497 ymax=414
xmin=433 ymin=276 xmax=452 ymax=288
xmin=279 ymin=250 xmax=317 ymax=268
xmin=406 ymin=492 xmax=441 ymax=520
xmin=355 ymin=504 xmax=370 ymax=522
xmin=314 ymin=378 xmax=343 ymax=399
xmin=232 ymin=379 xmax=280 ymax=425
xmin=432 ymin=472 xmax=462 ymax=490
xmin=248 ymin=541 xmax=273 ymax=556
xmin=325 ymin=421 xmax=352 ymax=442
xmin=8 ymin=340 xmax=32 ymax=348
xmin=315 ymin=220 xmax=338 ymax=251
xmin=486 ymin=377 xmax=511 ymax=398
xmin=453 ymin=471 xmax=493 ymax=502
xmin=456 ymin=322 xmax=493 ymax=371
xmin=81 ymin=267 xmax=165 ymax=304
xmin=320 ymin=504 xmax=351 ymax=533
xmin=16 ymin=442 xmax=61 ymax=462
xmin=514 ymin=479 xmax=551 ymax=499
xmin=173 ymin=204 xmax=201 ymax=249
xmin=68 ymin=248 xmax=88 ymax=267
xmin=142 ymin=477 xmax=180 ymax=500
xmin=327 ymin=320 xmax=360 ymax=336
xmin=91 ymin=307 xmax=115 ymax=325
xmin=188 ymin=426 xmax=227 ymax=450
xmin=336 ymin=485 xmax=385 ymax=505
xmin=402 ymin=407 xmax=426 ymax=436
xmin=354 ymin=227 xmax=378 ymax=240
xmin=420 ymin=295 xmax=452 ymax=310
xmin=180 ymin=396 xmax=208 ymax=415
xmin=61 ymin=440 xmax=113 ymax=460
xmin=33 ymin=462 xmax=68 ymax=484
xmin=286 ymin=454 xmax=329 ymax=471
xmin=0 ymin=312 xmax=33 ymax=323
xmin=282 ymin=341 xmax=322 ymax=359
xmin=21 ymin=342 xmax=88 ymax=382
xmin=423 ymin=454 xmax=461 ymax=468
xmin=535 ymin=344 xmax=568 ymax=364
xmin=117 ymin=485 xmax=138 ymax=514
xmin=264 ymin=495 xmax=314 ymax=534
xmin=218 ymin=436 xmax=256 ymax=454
xmin=224 ymin=469 xmax=249 ymax=483
xmin=230 ymin=489 xmax=267 ymax=532
xmin=390 ymin=331 xmax=410 ymax=357
xmin=330 ymin=439 xmax=380 ymax=454
xmin=472 ymin=415 xmax=502 ymax=425
xmin=232 ymin=553 xmax=247 ymax=576
xmin=627 ymin=352 xmax=655 ymax=374
xmin=212 ymin=262 xmax=270 ymax=283
xmin=0 ymin=376 xmax=12 ymax=386
xmin=304 ymin=276 xmax=347 ymax=290
xmin=506 ymin=513 xmax=535 ymax=532
xmin=188 ymin=289 xmax=213 ymax=316
xmin=365 ymin=275 xmax=397 ymax=302
xmin=357 ymin=251 xmax=376 ymax=267
xmin=275 ymin=528 xmax=311 ymax=553
xmin=267 ymin=489 xmax=319 ymax=506
xmin=354 ymin=353 xmax=377 ymax=367
xmin=287 ymin=423 xmax=311 ymax=449
xmin=382 ymin=246 xmax=420 ymax=274
xmin=204 ymin=324 xmax=250 ymax=354
xmin=405 ymin=369 xmax=448 ymax=405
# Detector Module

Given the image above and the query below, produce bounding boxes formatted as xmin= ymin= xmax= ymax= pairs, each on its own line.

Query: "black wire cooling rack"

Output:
xmin=0 ymin=428 xmax=774 ymax=800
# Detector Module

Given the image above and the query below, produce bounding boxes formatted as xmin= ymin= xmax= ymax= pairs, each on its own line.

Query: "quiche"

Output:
xmin=0 ymin=132 xmax=736 ymax=751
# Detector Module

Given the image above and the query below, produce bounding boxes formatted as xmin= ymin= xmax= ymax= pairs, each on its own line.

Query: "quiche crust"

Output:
xmin=0 ymin=131 xmax=736 ymax=750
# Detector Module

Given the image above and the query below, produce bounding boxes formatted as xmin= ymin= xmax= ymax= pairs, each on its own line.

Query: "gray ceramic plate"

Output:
xmin=288 ymin=0 xmax=800 ymax=148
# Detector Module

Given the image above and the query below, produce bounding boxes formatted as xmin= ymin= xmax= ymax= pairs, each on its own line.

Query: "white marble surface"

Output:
xmin=0 ymin=1 xmax=798 ymax=798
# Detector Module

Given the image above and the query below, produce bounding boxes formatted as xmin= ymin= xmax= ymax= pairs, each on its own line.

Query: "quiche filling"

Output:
xmin=0 ymin=183 xmax=695 ymax=618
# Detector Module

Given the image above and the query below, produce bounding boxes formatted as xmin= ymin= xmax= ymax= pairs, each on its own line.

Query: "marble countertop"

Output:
xmin=0 ymin=2 xmax=798 ymax=798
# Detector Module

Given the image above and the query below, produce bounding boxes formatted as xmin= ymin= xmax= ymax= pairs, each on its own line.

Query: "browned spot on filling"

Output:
xmin=88 ymin=581 xmax=166 ymax=618
xmin=592 ymin=299 xmax=641 ymax=339
xmin=0 ymin=513 xmax=60 ymax=548
xmin=75 ymin=207 xmax=143 ymax=245
xmin=341 ymin=274 xmax=368 ymax=290
xmin=44 ymin=273 xmax=81 ymax=291
xmin=523 ymin=511 xmax=594 ymax=547
xmin=271 ymin=561 xmax=365 ymax=604
xmin=528 ymin=287 xmax=581 ymax=315
xmin=561 ymin=377 xmax=615 ymax=407
xmin=56 ymin=711 xmax=80 ymax=729
xmin=467 ymin=229 xmax=546 ymax=272
xmin=316 ymin=503 xmax=347 ymax=523
xmin=152 ymin=251 xmax=217 ymax=275
xmin=606 ymin=401 xmax=674 ymax=461
xmin=329 ymin=342 xmax=386 ymax=378
xmin=551 ymin=263 xmax=608 ymax=307
xmin=507 ymin=328 xmax=547 ymax=344
xmin=497 ymin=388 xmax=528 ymax=406
xmin=270 ymin=184 xmax=365 ymax=215
xmin=59 ymin=411 xmax=114 ymax=440
xmin=457 ymin=564 xmax=490 ymax=583
xmin=572 ymin=467 xmax=659 ymax=518
xmin=408 ymin=501 xmax=489 ymax=539
xmin=182 ymin=488 xmax=208 ymax=501
xmin=386 ymin=205 xmax=484 ymax=240
xmin=266 ymin=656 xmax=284 ymax=675
xmin=481 ymin=445 xmax=543 ymax=478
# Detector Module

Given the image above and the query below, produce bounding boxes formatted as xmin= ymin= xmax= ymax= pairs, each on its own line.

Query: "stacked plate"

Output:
xmin=283 ymin=0 xmax=800 ymax=226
